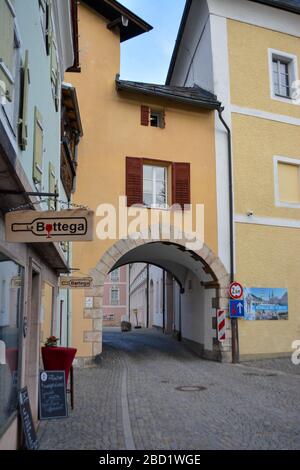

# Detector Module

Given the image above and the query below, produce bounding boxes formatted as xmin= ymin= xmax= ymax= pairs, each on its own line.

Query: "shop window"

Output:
xmin=0 ymin=253 xmax=24 ymax=435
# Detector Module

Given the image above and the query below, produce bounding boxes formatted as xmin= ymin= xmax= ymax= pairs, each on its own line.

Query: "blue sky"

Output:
xmin=119 ymin=0 xmax=186 ymax=84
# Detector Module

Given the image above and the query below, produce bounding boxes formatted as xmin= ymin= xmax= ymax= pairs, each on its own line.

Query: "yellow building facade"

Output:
xmin=228 ymin=18 xmax=300 ymax=358
xmin=65 ymin=1 xmax=233 ymax=365
xmin=167 ymin=0 xmax=300 ymax=359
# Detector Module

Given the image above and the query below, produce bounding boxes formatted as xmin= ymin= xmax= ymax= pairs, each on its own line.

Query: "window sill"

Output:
xmin=271 ymin=93 xmax=298 ymax=106
xmin=142 ymin=204 xmax=170 ymax=211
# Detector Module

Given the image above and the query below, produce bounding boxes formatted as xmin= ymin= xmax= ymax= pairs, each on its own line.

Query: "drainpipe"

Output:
xmin=162 ymin=270 xmax=166 ymax=334
xmin=128 ymin=264 xmax=131 ymax=323
xmin=146 ymin=264 xmax=149 ymax=328
xmin=217 ymin=106 xmax=239 ymax=364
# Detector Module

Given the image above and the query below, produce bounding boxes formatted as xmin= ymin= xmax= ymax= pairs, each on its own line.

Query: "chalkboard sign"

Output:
xmin=19 ymin=387 xmax=39 ymax=450
xmin=39 ymin=370 xmax=68 ymax=420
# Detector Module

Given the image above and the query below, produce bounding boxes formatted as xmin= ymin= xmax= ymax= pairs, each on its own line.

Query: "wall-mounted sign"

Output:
xmin=244 ymin=287 xmax=288 ymax=320
xmin=229 ymin=299 xmax=245 ymax=318
xmin=85 ymin=296 xmax=93 ymax=308
xmin=229 ymin=281 xmax=243 ymax=300
xmin=10 ymin=276 xmax=23 ymax=288
xmin=60 ymin=277 xmax=93 ymax=289
xmin=5 ymin=209 xmax=94 ymax=243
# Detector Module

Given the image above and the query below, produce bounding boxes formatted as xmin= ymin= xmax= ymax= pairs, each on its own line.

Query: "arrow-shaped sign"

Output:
xmin=230 ymin=299 xmax=245 ymax=318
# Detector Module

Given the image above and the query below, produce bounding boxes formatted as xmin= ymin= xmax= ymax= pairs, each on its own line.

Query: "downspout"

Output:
xmin=146 ymin=264 xmax=149 ymax=328
xmin=128 ymin=264 xmax=131 ymax=323
xmin=217 ymin=106 xmax=239 ymax=364
xmin=162 ymin=270 xmax=166 ymax=333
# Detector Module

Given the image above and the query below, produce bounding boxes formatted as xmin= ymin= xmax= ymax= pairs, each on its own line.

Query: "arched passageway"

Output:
xmin=84 ymin=233 xmax=231 ymax=362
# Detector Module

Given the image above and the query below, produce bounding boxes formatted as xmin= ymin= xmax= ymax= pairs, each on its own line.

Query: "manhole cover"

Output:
xmin=175 ymin=385 xmax=207 ymax=392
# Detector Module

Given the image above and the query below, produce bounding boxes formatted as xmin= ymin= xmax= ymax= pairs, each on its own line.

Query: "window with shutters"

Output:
xmin=33 ymin=107 xmax=44 ymax=185
xmin=143 ymin=164 xmax=168 ymax=208
xmin=0 ymin=0 xmax=21 ymax=134
xmin=48 ymin=162 xmax=56 ymax=209
xmin=39 ymin=0 xmax=47 ymax=44
xmin=126 ymin=157 xmax=190 ymax=208
xmin=19 ymin=50 xmax=30 ymax=150
xmin=0 ymin=0 xmax=16 ymax=104
xmin=140 ymin=105 xmax=165 ymax=128
xmin=46 ymin=0 xmax=52 ymax=55
xmin=50 ymin=34 xmax=60 ymax=111
xmin=172 ymin=162 xmax=191 ymax=208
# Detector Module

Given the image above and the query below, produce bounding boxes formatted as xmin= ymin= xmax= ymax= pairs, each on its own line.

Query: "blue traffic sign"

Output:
xmin=230 ymin=299 xmax=245 ymax=318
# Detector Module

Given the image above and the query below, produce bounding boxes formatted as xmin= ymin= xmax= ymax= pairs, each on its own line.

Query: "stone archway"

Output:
xmin=83 ymin=228 xmax=231 ymax=363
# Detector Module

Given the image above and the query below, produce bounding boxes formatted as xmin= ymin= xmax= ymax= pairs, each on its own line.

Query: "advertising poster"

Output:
xmin=244 ymin=287 xmax=288 ymax=320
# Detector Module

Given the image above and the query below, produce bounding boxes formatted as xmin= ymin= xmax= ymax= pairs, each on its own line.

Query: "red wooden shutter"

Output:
xmin=141 ymin=106 xmax=149 ymax=126
xmin=172 ymin=162 xmax=191 ymax=208
xmin=126 ymin=157 xmax=143 ymax=206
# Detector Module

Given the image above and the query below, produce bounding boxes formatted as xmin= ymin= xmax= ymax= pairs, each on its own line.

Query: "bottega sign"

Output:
xmin=5 ymin=209 xmax=94 ymax=243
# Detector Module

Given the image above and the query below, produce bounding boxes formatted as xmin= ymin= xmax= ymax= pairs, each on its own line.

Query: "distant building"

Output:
xmin=102 ymin=266 xmax=128 ymax=326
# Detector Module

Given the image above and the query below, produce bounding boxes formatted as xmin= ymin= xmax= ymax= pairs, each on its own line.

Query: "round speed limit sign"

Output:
xmin=229 ymin=282 xmax=243 ymax=300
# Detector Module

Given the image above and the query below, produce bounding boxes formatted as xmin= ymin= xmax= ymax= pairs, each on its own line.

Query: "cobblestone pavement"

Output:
xmin=39 ymin=328 xmax=300 ymax=450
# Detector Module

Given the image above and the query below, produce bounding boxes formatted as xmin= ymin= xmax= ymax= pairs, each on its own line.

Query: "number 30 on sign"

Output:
xmin=229 ymin=282 xmax=243 ymax=300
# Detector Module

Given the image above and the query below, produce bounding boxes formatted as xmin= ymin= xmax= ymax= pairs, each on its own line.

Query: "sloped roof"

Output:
xmin=83 ymin=0 xmax=152 ymax=42
xmin=166 ymin=0 xmax=300 ymax=85
xmin=251 ymin=0 xmax=300 ymax=13
xmin=116 ymin=78 xmax=221 ymax=110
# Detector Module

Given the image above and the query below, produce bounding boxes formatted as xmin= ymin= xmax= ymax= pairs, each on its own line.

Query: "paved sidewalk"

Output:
xmin=38 ymin=328 xmax=300 ymax=450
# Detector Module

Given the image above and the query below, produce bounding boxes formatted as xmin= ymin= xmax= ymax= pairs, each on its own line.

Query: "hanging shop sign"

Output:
xmin=59 ymin=277 xmax=93 ymax=289
xmin=244 ymin=287 xmax=288 ymax=320
xmin=5 ymin=209 xmax=94 ymax=243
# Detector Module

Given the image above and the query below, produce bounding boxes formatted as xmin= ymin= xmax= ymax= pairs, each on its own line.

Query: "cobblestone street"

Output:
xmin=39 ymin=328 xmax=300 ymax=450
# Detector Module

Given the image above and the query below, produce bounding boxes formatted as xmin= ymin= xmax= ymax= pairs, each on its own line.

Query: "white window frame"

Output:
xmin=268 ymin=48 xmax=299 ymax=105
xmin=143 ymin=164 xmax=168 ymax=209
xmin=110 ymin=268 xmax=120 ymax=282
xmin=150 ymin=109 xmax=164 ymax=128
xmin=274 ymin=155 xmax=300 ymax=208
xmin=110 ymin=287 xmax=119 ymax=306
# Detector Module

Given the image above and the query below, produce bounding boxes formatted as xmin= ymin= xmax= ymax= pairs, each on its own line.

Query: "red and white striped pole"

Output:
xmin=217 ymin=309 xmax=226 ymax=342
